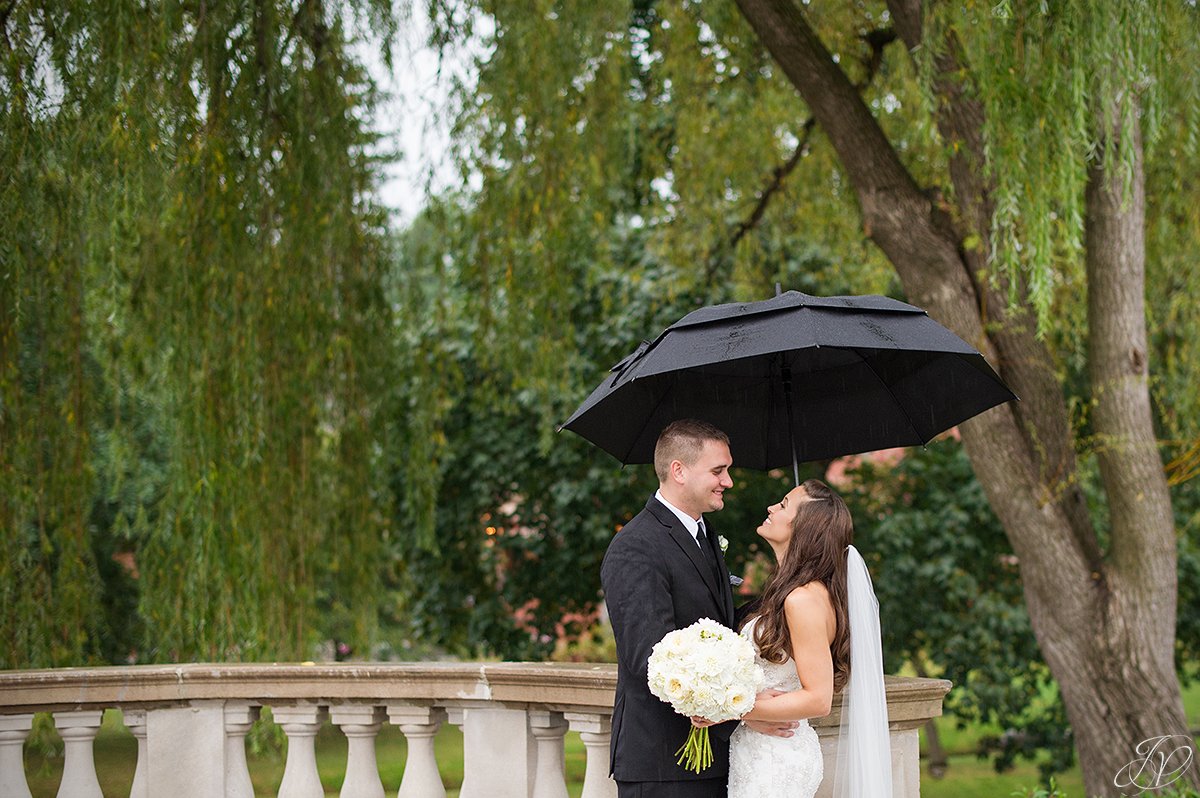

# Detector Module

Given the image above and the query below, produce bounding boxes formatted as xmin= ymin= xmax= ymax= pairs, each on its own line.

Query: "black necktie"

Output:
xmin=697 ymin=520 xmax=718 ymax=572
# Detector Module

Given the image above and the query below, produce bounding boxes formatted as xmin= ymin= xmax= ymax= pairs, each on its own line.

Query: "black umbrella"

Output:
xmin=560 ymin=290 xmax=1016 ymax=482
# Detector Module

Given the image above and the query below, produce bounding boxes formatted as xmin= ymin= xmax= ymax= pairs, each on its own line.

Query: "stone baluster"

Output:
xmin=890 ymin=728 xmax=920 ymax=798
xmin=53 ymin=710 xmax=104 ymax=798
xmin=0 ymin=714 xmax=34 ymax=798
xmin=456 ymin=707 xmax=534 ymax=798
xmin=144 ymin=700 xmax=227 ymax=797
xmin=528 ymin=710 xmax=569 ymax=798
xmin=274 ymin=705 xmax=328 ymax=798
xmin=330 ymin=705 xmax=385 ymax=798
xmin=564 ymin=713 xmax=615 ymax=798
xmin=122 ymin=710 xmax=148 ymax=798
xmin=225 ymin=704 xmax=260 ymax=798
xmin=386 ymin=704 xmax=446 ymax=798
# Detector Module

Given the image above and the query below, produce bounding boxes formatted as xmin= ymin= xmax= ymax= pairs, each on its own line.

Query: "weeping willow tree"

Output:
xmin=1 ymin=1 xmax=397 ymax=666
xmin=421 ymin=0 xmax=1200 ymax=793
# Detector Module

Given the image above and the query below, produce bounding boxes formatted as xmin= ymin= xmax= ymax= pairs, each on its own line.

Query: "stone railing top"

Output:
xmin=0 ymin=663 xmax=949 ymax=730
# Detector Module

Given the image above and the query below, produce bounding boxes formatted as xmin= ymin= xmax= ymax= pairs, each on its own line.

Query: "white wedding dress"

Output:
xmin=727 ymin=617 xmax=823 ymax=798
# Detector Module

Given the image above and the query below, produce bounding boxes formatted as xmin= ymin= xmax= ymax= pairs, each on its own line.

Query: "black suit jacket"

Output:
xmin=600 ymin=495 xmax=738 ymax=783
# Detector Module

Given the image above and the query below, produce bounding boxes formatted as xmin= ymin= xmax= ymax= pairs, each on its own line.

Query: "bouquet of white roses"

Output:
xmin=647 ymin=617 xmax=764 ymax=773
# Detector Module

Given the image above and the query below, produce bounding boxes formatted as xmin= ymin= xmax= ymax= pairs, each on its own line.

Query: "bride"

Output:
xmin=721 ymin=478 xmax=892 ymax=798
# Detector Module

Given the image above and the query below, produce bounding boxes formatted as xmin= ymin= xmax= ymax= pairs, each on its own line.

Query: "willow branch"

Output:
xmin=707 ymin=25 xmax=897 ymax=282
xmin=0 ymin=2 xmax=16 ymax=50
xmin=885 ymin=0 xmax=1100 ymax=568
xmin=727 ymin=117 xmax=815 ymax=252
xmin=858 ymin=27 xmax=897 ymax=84
xmin=292 ymin=0 xmax=331 ymax=61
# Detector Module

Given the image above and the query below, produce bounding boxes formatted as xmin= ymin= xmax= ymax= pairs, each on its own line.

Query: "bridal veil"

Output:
xmin=833 ymin=544 xmax=893 ymax=798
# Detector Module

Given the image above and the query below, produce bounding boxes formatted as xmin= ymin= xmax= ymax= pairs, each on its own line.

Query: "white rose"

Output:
xmin=723 ymin=686 xmax=751 ymax=717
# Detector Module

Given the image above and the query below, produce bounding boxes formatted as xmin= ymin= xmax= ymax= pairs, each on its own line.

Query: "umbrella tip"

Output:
xmin=775 ymin=282 xmax=782 ymax=297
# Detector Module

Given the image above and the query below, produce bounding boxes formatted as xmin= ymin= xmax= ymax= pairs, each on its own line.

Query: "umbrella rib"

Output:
xmin=855 ymin=350 xmax=928 ymax=445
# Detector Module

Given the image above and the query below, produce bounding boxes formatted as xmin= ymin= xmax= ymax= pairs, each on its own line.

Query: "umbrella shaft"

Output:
xmin=783 ymin=361 xmax=800 ymax=486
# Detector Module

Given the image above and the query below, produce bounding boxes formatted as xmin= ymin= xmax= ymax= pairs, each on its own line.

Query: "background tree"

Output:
xmin=390 ymin=203 xmax=832 ymax=658
xmin=419 ymin=1 xmax=1200 ymax=792
xmin=1 ymin=1 xmax=398 ymax=665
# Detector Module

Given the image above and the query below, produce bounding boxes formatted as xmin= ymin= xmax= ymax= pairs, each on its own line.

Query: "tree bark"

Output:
xmin=1074 ymin=115 xmax=1195 ymax=790
xmin=731 ymin=1 xmax=1193 ymax=793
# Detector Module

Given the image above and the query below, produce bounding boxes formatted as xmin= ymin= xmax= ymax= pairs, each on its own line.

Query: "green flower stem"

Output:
xmin=674 ymin=727 xmax=714 ymax=773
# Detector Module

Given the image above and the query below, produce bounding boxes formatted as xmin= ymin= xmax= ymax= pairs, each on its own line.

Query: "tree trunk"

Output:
xmin=731 ymin=1 xmax=1195 ymax=793
xmin=1070 ymin=115 xmax=1195 ymax=791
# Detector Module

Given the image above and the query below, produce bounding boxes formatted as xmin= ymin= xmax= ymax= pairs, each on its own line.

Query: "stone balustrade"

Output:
xmin=0 ymin=663 xmax=950 ymax=797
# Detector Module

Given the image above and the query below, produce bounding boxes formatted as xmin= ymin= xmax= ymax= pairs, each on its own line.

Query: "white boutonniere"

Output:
xmin=718 ymin=535 xmax=729 ymax=554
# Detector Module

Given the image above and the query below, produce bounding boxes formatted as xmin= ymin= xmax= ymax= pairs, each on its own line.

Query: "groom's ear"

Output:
xmin=670 ymin=458 xmax=687 ymax=484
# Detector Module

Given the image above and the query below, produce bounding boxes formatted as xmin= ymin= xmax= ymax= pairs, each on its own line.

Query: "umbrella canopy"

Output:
xmin=561 ymin=291 xmax=1016 ymax=473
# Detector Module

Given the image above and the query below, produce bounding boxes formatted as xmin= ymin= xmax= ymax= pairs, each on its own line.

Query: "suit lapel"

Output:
xmin=647 ymin=498 xmax=727 ymax=617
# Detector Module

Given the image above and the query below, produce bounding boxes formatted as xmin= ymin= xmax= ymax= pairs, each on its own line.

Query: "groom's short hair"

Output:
xmin=654 ymin=419 xmax=730 ymax=483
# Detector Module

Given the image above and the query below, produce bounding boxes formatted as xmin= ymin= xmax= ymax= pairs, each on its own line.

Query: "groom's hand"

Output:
xmin=743 ymin=719 xmax=799 ymax=738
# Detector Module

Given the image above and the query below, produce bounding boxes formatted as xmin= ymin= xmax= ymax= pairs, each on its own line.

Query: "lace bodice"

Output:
xmin=727 ymin=616 xmax=823 ymax=798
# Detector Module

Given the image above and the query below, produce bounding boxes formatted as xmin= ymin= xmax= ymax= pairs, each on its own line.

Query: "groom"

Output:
xmin=601 ymin=419 xmax=793 ymax=797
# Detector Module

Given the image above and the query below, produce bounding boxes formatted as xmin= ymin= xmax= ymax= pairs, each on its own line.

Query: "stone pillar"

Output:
xmin=146 ymin=701 xmax=227 ymax=798
xmin=891 ymin=728 xmax=920 ymax=798
xmin=0 ymin=714 xmax=34 ymax=798
xmin=274 ymin=705 xmax=328 ymax=798
xmin=224 ymin=703 xmax=260 ymax=798
xmin=457 ymin=707 xmax=534 ymax=798
xmin=811 ymin=676 xmax=950 ymax=796
xmin=386 ymin=704 xmax=447 ymax=798
xmin=122 ymin=709 xmax=148 ymax=798
xmin=528 ymin=710 xmax=569 ymax=798
xmin=53 ymin=710 xmax=104 ymax=798
xmin=330 ymin=705 xmax=386 ymax=798
xmin=564 ymin=713 xmax=615 ymax=798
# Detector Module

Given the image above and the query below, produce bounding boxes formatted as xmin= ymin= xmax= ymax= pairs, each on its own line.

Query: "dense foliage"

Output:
xmin=389 ymin=205 xmax=831 ymax=657
xmin=1 ymin=1 xmax=397 ymax=665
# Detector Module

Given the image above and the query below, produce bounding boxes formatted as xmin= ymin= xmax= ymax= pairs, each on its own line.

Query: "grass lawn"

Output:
xmin=21 ymin=680 xmax=1200 ymax=797
xmin=918 ymin=678 xmax=1200 ymax=797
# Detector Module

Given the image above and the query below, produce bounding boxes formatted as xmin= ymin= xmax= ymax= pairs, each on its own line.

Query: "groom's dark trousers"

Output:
xmin=601 ymin=496 xmax=738 ymax=798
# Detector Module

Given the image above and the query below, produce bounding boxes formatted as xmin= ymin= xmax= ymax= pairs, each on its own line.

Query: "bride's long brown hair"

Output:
xmin=748 ymin=478 xmax=853 ymax=693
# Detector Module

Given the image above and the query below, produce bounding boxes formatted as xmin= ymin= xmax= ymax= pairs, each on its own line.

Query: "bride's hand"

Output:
xmin=746 ymin=687 xmax=788 ymax=714
xmin=690 ymin=716 xmax=717 ymax=728
xmin=737 ymin=689 xmax=798 ymax=737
